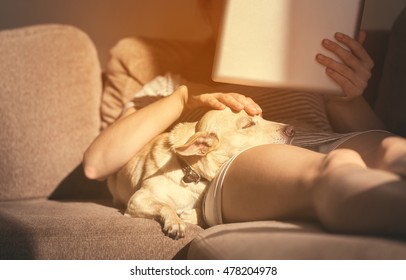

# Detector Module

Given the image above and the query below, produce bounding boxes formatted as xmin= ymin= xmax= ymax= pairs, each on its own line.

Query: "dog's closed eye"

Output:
xmin=242 ymin=122 xmax=255 ymax=129
xmin=240 ymin=118 xmax=256 ymax=130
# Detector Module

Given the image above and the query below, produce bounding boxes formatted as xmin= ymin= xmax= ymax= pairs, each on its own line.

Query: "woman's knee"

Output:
xmin=319 ymin=149 xmax=366 ymax=174
xmin=375 ymin=136 xmax=406 ymax=173
xmin=313 ymin=149 xmax=368 ymax=232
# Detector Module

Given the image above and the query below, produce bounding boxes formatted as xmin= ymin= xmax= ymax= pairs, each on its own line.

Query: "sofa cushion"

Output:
xmin=0 ymin=24 xmax=102 ymax=200
xmin=375 ymin=7 xmax=406 ymax=137
xmin=0 ymin=199 xmax=203 ymax=259
xmin=187 ymin=221 xmax=406 ymax=259
xmin=101 ymin=37 xmax=214 ymax=128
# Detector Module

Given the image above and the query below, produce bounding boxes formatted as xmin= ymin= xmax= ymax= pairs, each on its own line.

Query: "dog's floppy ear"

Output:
xmin=173 ymin=131 xmax=219 ymax=156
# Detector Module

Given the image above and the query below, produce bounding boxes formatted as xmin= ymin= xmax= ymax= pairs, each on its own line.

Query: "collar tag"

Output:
xmin=182 ymin=166 xmax=201 ymax=184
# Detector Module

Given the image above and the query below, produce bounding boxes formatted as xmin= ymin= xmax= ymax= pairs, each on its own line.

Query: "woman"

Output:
xmin=83 ymin=0 xmax=406 ymax=236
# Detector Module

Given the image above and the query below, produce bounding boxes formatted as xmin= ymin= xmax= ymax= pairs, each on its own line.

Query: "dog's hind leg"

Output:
xmin=126 ymin=190 xmax=187 ymax=239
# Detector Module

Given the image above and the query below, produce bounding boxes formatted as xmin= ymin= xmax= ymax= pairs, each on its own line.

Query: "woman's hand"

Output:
xmin=316 ymin=31 xmax=374 ymax=101
xmin=182 ymin=83 xmax=262 ymax=116
xmin=188 ymin=92 xmax=262 ymax=115
xmin=316 ymin=32 xmax=385 ymax=132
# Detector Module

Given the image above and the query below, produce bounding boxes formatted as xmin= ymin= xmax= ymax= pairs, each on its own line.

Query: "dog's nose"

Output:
xmin=283 ymin=125 xmax=295 ymax=138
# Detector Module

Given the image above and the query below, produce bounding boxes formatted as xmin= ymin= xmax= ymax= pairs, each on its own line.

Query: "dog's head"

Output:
xmin=169 ymin=108 xmax=294 ymax=180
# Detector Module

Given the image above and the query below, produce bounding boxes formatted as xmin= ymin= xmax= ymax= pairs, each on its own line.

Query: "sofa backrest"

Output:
xmin=374 ymin=7 xmax=406 ymax=137
xmin=0 ymin=24 xmax=103 ymax=200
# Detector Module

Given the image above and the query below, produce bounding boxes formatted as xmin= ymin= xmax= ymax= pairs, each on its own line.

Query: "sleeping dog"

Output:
xmin=107 ymin=107 xmax=295 ymax=239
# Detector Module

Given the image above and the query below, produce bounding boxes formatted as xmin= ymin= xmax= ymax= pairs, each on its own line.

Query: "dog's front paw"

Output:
xmin=163 ymin=217 xmax=187 ymax=239
xmin=179 ymin=208 xmax=205 ymax=227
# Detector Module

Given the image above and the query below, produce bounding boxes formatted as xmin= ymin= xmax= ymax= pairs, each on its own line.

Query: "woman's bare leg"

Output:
xmin=221 ymin=140 xmax=406 ymax=235
xmin=314 ymin=149 xmax=406 ymax=235
xmin=335 ymin=131 xmax=406 ymax=176
xmin=315 ymin=132 xmax=406 ymax=234
xmin=374 ymin=136 xmax=406 ymax=176
xmin=221 ymin=145 xmax=323 ymax=223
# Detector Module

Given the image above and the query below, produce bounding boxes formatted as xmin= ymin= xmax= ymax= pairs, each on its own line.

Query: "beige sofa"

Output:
xmin=0 ymin=24 xmax=202 ymax=259
xmin=0 ymin=8 xmax=405 ymax=259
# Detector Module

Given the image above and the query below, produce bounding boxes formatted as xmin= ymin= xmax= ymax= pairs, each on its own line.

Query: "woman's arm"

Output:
xmin=316 ymin=32 xmax=385 ymax=132
xmin=324 ymin=96 xmax=385 ymax=132
xmin=83 ymin=86 xmax=188 ymax=180
xmin=83 ymin=84 xmax=261 ymax=181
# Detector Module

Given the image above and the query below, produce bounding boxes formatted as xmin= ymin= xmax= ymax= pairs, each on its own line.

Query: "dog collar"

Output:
xmin=177 ymin=158 xmax=204 ymax=184
xmin=181 ymin=165 xmax=201 ymax=184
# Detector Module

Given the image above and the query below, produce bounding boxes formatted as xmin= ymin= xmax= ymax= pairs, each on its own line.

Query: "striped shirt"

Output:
xmin=125 ymin=73 xmax=359 ymax=150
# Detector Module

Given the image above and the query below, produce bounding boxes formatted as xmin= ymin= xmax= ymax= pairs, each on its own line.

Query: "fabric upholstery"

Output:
xmin=0 ymin=199 xmax=202 ymax=259
xmin=375 ymin=7 xmax=406 ymax=137
xmin=0 ymin=24 xmax=102 ymax=200
xmin=101 ymin=37 xmax=214 ymax=128
xmin=188 ymin=221 xmax=406 ymax=259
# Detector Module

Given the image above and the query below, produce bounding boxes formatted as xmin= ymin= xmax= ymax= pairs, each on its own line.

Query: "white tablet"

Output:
xmin=212 ymin=0 xmax=364 ymax=95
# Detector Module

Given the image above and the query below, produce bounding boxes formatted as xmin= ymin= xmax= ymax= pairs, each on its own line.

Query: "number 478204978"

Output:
xmin=222 ymin=266 xmax=277 ymax=276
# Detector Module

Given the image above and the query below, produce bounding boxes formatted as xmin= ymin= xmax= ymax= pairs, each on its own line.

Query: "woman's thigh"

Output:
xmin=220 ymin=144 xmax=324 ymax=224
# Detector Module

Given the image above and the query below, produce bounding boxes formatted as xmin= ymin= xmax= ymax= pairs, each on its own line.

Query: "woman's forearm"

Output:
xmin=325 ymin=96 xmax=385 ymax=133
xmin=83 ymin=86 xmax=188 ymax=180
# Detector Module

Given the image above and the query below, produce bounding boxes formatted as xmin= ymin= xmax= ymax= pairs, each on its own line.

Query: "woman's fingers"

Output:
xmin=334 ymin=32 xmax=374 ymax=70
xmin=216 ymin=93 xmax=262 ymax=115
xmin=191 ymin=92 xmax=262 ymax=116
xmin=316 ymin=32 xmax=374 ymax=100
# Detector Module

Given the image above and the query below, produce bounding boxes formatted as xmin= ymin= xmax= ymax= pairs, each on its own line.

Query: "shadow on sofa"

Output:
xmin=48 ymin=164 xmax=111 ymax=201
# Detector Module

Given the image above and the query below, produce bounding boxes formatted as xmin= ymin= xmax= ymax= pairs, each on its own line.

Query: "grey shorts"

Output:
xmin=201 ymin=130 xmax=392 ymax=227
xmin=201 ymin=151 xmax=241 ymax=227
